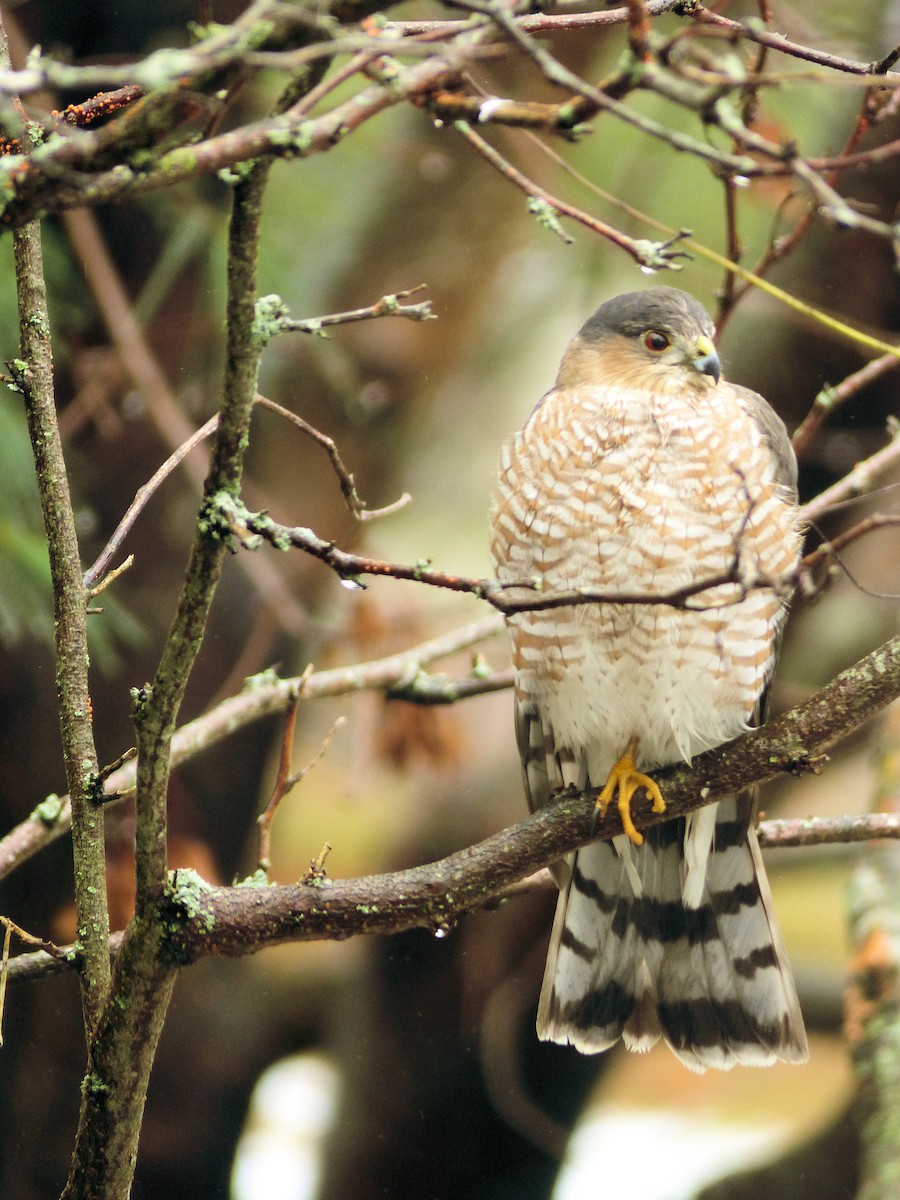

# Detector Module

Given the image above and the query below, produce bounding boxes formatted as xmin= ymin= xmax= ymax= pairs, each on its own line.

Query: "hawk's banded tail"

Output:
xmin=537 ymin=795 xmax=808 ymax=1072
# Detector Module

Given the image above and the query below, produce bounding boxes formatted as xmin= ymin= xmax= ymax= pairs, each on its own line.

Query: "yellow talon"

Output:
xmin=594 ymin=737 xmax=666 ymax=846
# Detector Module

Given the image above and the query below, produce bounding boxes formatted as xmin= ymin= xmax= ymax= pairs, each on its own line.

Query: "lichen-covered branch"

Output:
xmin=61 ymin=114 xmax=277 ymax=1200
xmin=146 ymin=632 xmax=900 ymax=960
xmin=1 ymin=17 xmax=111 ymax=1036
xmin=131 ymin=163 xmax=269 ymax=905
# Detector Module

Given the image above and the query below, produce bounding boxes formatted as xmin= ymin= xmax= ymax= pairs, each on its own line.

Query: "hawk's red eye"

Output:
xmin=644 ymin=331 xmax=670 ymax=352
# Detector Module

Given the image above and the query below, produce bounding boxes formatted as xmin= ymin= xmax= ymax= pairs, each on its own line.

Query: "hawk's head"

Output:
xmin=558 ymin=286 xmax=721 ymax=392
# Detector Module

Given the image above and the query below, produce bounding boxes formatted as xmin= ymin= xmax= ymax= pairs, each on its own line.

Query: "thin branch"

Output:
xmin=792 ymin=352 xmax=900 ymax=458
xmin=4 ymin=932 xmax=126 ymax=985
xmin=0 ymin=616 xmax=506 ymax=881
xmin=0 ymin=915 xmax=68 ymax=960
xmin=2 ymin=17 xmax=110 ymax=1032
xmin=83 ymin=414 xmax=218 ymax=591
xmin=384 ymin=1 xmax=687 ymax=38
xmin=0 ymin=921 xmax=10 ymax=1045
xmin=759 ymin=813 xmax=900 ymax=850
xmin=215 ymin=491 xmax=795 ymax=615
xmin=255 ymin=395 xmax=411 ymax=521
xmin=53 ymin=85 xmax=144 ymax=127
xmin=386 ymin=664 xmax=514 ymax=704
xmin=692 ymin=6 xmax=900 ymax=76
xmin=801 ymin=515 xmax=900 ymax=602
xmin=803 ymin=425 xmax=900 ymax=522
xmin=262 ymin=285 xmax=436 ymax=336
xmin=455 ymin=122 xmax=691 ymax=269
xmin=726 ymin=89 xmax=877 ymax=327
xmin=87 ymin=553 xmax=134 ymax=599
xmin=83 ymin=363 xmax=416 ymax=594
xmin=62 ymin=207 xmax=311 ymax=636
xmin=257 ymin=687 xmax=303 ymax=873
xmin=258 ymin=715 xmax=345 ymax=872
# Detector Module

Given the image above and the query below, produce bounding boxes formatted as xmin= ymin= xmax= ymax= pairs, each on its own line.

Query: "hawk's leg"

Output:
xmin=593 ymin=736 xmax=666 ymax=846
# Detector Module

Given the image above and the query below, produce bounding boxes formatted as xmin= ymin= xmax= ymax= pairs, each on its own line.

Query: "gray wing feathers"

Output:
xmin=733 ymin=383 xmax=798 ymax=500
xmin=514 ymin=695 xmax=551 ymax=814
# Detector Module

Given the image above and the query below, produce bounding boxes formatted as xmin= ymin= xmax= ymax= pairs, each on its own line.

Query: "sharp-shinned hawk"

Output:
xmin=489 ymin=286 xmax=808 ymax=1072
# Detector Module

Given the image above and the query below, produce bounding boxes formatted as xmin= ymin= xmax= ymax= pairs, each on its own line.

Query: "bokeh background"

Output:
xmin=0 ymin=2 xmax=899 ymax=1197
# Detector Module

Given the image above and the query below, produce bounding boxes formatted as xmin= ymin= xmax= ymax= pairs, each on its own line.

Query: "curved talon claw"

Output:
xmin=593 ymin=738 xmax=666 ymax=847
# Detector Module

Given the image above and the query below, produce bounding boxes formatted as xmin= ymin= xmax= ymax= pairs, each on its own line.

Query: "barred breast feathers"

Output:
xmin=490 ymin=290 xmax=806 ymax=1070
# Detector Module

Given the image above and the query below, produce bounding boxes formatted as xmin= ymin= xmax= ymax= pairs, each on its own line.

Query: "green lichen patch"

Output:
xmin=31 ymin=793 xmax=65 ymax=825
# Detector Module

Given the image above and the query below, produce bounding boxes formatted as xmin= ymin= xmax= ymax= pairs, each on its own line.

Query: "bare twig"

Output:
xmin=87 ymin=554 xmax=134 ymax=599
xmin=759 ymin=813 xmax=900 ymax=850
xmin=793 ymin=352 xmax=900 ymax=459
xmin=0 ymin=915 xmax=67 ymax=960
xmin=288 ymin=720 xmax=344 ymax=790
xmin=804 ymin=427 xmax=900 ymax=522
xmin=83 ymin=374 xmax=413 ymax=596
xmin=725 ymin=95 xmax=876 ymax=328
xmin=61 ymin=208 xmax=311 ymax=636
xmin=802 ymin=515 xmax=900 ymax=599
xmin=385 ymin=1 xmax=686 ymax=38
xmin=53 ymin=85 xmax=144 ymax=127
xmin=255 ymin=395 xmax=411 ymax=521
xmin=5 ymin=931 xmax=127 ymax=985
xmin=304 ymin=842 xmax=333 ymax=883
xmin=257 ymin=686 xmax=346 ymax=874
xmin=455 ymin=122 xmax=691 ymax=269
xmin=0 ymin=921 xmax=10 ymax=1045
xmin=263 ymin=285 xmax=435 ymax=335
xmin=216 ymin=492 xmax=794 ymax=615
xmin=692 ymin=6 xmax=900 ymax=76
xmin=386 ymin=664 xmax=514 ymax=704
xmin=83 ymin=416 xmax=218 ymax=591
xmin=257 ymin=688 xmax=303 ymax=874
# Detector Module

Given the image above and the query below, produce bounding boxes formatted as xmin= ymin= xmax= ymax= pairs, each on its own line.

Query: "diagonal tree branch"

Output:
xmin=6 ymin=630 xmax=900 ymax=982
xmin=166 ymin=632 xmax=900 ymax=958
xmin=0 ymin=616 xmax=506 ymax=881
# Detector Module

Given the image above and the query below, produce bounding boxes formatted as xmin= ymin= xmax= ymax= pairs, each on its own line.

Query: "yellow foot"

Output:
xmin=594 ymin=737 xmax=666 ymax=847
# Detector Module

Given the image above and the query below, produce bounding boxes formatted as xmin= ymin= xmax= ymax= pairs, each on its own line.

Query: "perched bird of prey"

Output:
xmin=489 ymin=286 xmax=807 ymax=1072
